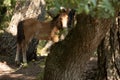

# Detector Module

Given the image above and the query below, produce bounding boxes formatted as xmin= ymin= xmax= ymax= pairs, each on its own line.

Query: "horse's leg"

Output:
xmin=22 ymin=41 xmax=28 ymax=65
xmin=15 ymin=43 xmax=20 ymax=64
xmin=41 ymin=41 xmax=53 ymax=56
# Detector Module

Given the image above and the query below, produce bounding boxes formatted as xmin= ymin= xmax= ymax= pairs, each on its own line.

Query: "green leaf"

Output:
xmin=4 ymin=0 xmax=11 ymax=6
xmin=92 ymin=0 xmax=97 ymax=6
xmin=98 ymin=0 xmax=115 ymax=18
xmin=90 ymin=0 xmax=97 ymax=7
xmin=85 ymin=5 xmax=89 ymax=14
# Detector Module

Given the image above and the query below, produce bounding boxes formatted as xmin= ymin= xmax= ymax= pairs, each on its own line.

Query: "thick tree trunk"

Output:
xmin=0 ymin=0 xmax=46 ymax=62
xmin=97 ymin=13 xmax=120 ymax=80
xmin=44 ymin=14 xmax=112 ymax=80
xmin=97 ymin=38 xmax=107 ymax=80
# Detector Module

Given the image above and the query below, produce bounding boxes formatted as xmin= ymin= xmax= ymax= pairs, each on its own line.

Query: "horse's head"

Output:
xmin=59 ymin=9 xmax=69 ymax=28
xmin=52 ymin=8 xmax=76 ymax=30
xmin=53 ymin=8 xmax=69 ymax=30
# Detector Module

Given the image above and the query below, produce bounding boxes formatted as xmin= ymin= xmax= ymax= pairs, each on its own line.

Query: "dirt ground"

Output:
xmin=0 ymin=54 xmax=45 ymax=80
xmin=0 ymin=53 xmax=98 ymax=80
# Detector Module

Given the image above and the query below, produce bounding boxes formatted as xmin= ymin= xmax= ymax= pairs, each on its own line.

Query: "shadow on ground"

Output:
xmin=0 ymin=55 xmax=46 ymax=80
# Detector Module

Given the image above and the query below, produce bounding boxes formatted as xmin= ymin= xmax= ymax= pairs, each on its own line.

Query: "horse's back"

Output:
xmin=17 ymin=18 xmax=59 ymax=42
xmin=21 ymin=18 xmax=51 ymax=41
xmin=23 ymin=18 xmax=39 ymax=28
xmin=23 ymin=18 xmax=49 ymax=31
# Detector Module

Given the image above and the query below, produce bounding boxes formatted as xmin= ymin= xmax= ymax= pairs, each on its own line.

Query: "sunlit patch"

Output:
xmin=89 ymin=57 xmax=97 ymax=61
xmin=0 ymin=62 xmax=14 ymax=76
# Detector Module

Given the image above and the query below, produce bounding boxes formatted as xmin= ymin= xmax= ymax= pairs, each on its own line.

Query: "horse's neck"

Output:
xmin=39 ymin=20 xmax=60 ymax=34
xmin=50 ymin=18 xmax=59 ymax=28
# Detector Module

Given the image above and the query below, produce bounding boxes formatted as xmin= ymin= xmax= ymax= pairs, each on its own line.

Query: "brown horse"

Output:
xmin=15 ymin=9 xmax=69 ymax=65
xmin=40 ymin=9 xmax=76 ymax=55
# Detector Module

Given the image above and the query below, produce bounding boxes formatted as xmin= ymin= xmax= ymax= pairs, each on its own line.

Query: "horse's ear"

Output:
xmin=60 ymin=7 xmax=72 ymax=14
xmin=60 ymin=7 xmax=66 ymax=13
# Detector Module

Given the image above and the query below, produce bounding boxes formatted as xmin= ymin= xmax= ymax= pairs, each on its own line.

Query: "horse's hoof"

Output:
xmin=15 ymin=61 xmax=20 ymax=66
xmin=22 ymin=63 xmax=28 ymax=68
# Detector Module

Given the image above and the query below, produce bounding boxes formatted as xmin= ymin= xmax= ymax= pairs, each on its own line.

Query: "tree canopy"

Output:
xmin=46 ymin=0 xmax=120 ymax=18
xmin=0 ymin=0 xmax=16 ymax=29
xmin=0 ymin=0 xmax=120 ymax=30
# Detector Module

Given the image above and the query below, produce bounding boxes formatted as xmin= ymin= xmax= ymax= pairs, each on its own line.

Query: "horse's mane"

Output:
xmin=50 ymin=14 xmax=62 ymax=29
xmin=52 ymin=14 xmax=60 ymax=21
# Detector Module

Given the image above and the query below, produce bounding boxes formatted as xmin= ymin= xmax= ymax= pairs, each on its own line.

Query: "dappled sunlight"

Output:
xmin=0 ymin=61 xmax=15 ymax=76
xmin=89 ymin=57 xmax=97 ymax=61
xmin=0 ymin=74 xmax=23 ymax=78
xmin=0 ymin=57 xmax=45 ymax=80
xmin=0 ymin=49 xmax=46 ymax=80
xmin=0 ymin=73 xmax=36 ymax=80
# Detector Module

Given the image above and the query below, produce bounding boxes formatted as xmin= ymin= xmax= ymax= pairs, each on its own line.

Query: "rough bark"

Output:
xmin=44 ymin=13 xmax=112 ymax=80
xmin=0 ymin=0 xmax=46 ymax=62
xmin=97 ymin=13 xmax=120 ymax=80
xmin=97 ymin=38 xmax=107 ymax=80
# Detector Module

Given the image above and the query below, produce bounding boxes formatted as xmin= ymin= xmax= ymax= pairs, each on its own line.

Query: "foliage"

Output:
xmin=0 ymin=0 xmax=16 ymax=30
xmin=0 ymin=0 xmax=119 ymax=30
xmin=37 ymin=40 xmax=47 ymax=54
xmin=46 ymin=0 xmax=120 ymax=18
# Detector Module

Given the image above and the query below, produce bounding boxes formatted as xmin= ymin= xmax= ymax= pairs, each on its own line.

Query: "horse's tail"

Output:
xmin=17 ymin=21 xmax=25 ymax=44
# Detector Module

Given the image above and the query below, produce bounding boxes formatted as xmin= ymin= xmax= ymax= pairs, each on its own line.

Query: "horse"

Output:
xmin=15 ymin=9 xmax=70 ymax=65
xmin=40 ymin=9 xmax=76 ymax=55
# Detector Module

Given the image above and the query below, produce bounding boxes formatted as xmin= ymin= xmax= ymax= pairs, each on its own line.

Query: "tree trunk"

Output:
xmin=0 ymin=0 xmax=46 ymax=62
xmin=44 ymin=14 xmax=112 ymax=80
xmin=97 ymin=38 xmax=107 ymax=80
xmin=97 ymin=12 xmax=120 ymax=80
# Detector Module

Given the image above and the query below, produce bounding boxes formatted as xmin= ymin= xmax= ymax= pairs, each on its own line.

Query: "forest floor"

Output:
xmin=0 ymin=53 xmax=98 ymax=80
xmin=0 ymin=54 xmax=46 ymax=80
